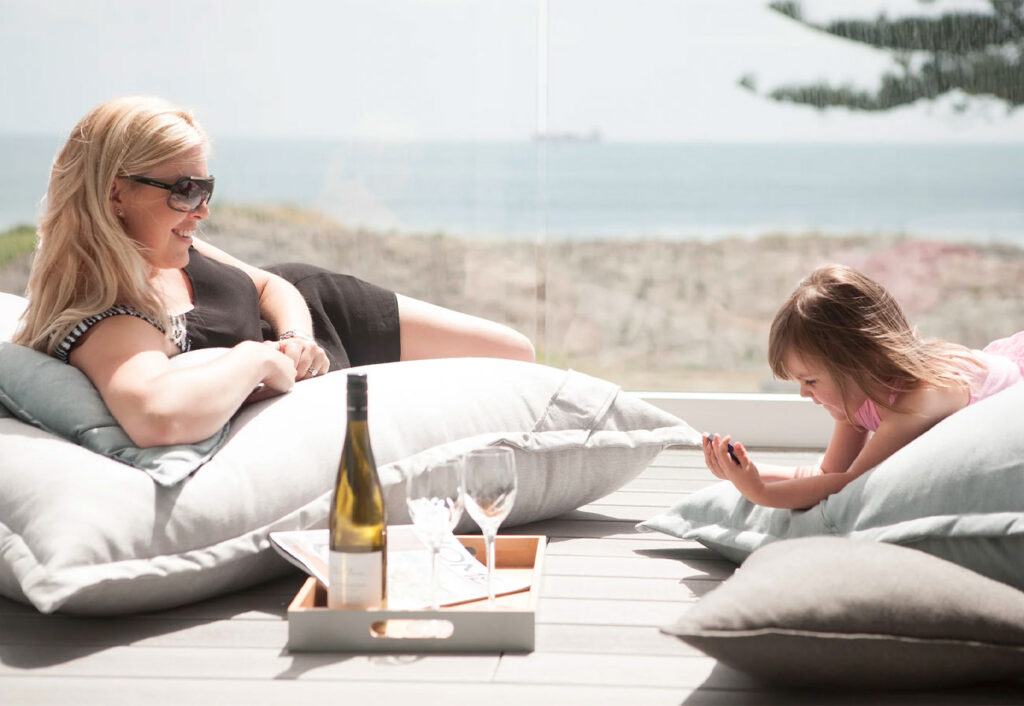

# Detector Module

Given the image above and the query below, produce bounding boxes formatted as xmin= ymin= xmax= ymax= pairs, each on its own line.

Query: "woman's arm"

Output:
xmin=193 ymin=237 xmax=312 ymax=335
xmin=193 ymin=237 xmax=329 ymax=376
xmin=70 ymin=314 xmax=298 ymax=447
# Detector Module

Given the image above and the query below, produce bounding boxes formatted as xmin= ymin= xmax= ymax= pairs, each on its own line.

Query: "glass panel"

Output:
xmin=542 ymin=0 xmax=1024 ymax=392
xmin=1 ymin=1 xmax=1022 ymax=394
xmin=0 ymin=0 xmax=544 ymax=349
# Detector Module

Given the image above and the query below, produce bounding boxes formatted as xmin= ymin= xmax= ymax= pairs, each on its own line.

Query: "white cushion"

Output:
xmin=0 ymin=350 xmax=698 ymax=614
xmin=0 ymin=292 xmax=27 ymax=343
xmin=639 ymin=382 xmax=1024 ymax=590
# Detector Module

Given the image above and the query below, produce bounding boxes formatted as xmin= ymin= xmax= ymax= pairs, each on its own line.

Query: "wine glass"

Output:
xmin=406 ymin=460 xmax=464 ymax=611
xmin=463 ymin=446 xmax=517 ymax=606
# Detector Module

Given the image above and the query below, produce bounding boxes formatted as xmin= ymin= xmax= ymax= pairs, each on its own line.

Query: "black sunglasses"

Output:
xmin=126 ymin=175 xmax=215 ymax=212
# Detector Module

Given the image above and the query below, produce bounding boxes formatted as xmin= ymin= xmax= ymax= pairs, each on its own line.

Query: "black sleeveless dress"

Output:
xmin=182 ymin=248 xmax=400 ymax=371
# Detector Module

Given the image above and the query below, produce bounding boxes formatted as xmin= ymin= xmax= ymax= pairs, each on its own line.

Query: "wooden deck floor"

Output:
xmin=2 ymin=448 xmax=1023 ymax=705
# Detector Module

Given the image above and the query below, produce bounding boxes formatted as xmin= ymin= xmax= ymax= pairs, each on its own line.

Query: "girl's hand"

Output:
xmin=270 ymin=336 xmax=330 ymax=380
xmin=704 ymin=433 xmax=766 ymax=503
xmin=702 ymin=433 xmax=729 ymax=479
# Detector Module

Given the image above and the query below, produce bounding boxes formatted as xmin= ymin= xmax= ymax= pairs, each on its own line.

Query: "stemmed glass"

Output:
xmin=406 ymin=460 xmax=464 ymax=611
xmin=463 ymin=447 xmax=517 ymax=606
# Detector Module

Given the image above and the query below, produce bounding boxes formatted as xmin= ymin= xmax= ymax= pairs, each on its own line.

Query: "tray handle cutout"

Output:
xmin=370 ymin=619 xmax=456 ymax=640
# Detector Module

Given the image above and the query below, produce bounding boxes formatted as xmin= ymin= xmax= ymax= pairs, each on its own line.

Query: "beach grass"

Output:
xmin=2 ymin=205 xmax=1022 ymax=392
xmin=0 ymin=224 xmax=35 ymax=268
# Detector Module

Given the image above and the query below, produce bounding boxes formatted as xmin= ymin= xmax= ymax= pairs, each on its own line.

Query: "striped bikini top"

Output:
xmin=53 ymin=304 xmax=189 ymax=363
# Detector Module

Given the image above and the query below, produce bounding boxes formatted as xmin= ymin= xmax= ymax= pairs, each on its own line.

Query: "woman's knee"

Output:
xmin=500 ymin=327 xmax=536 ymax=362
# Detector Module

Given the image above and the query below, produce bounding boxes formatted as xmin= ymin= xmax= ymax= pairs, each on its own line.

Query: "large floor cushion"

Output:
xmin=638 ymin=382 xmax=1024 ymax=590
xmin=0 ymin=292 xmax=26 ymax=342
xmin=0 ymin=352 xmax=698 ymax=614
xmin=666 ymin=537 xmax=1024 ymax=689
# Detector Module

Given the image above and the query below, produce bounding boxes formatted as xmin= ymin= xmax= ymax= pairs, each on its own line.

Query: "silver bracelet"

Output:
xmin=278 ymin=329 xmax=315 ymax=342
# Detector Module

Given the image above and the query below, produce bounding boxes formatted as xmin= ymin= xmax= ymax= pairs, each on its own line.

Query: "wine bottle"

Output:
xmin=328 ymin=373 xmax=387 ymax=609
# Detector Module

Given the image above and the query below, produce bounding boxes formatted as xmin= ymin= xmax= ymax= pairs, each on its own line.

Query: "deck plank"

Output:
xmin=542 ymin=553 xmax=734 ymax=580
xmin=6 ymin=677 xmax=1024 ymax=706
xmin=493 ymin=651 xmax=744 ymax=690
xmin=534 ymin=623 xmax=702 ymax=656
xmin=536 ymin=597 xmax=694 ymax=626
xmin=0 ymin=678 xmax=700 ymax=706
xmin=542 ymin=535 xmax=714 ymax=557
xmin=0 ymin=645 xmax=501 ymax=681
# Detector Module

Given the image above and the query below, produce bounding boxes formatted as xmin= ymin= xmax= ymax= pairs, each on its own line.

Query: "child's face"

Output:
xmin=784 ymin=351 xmax=866 ymax=422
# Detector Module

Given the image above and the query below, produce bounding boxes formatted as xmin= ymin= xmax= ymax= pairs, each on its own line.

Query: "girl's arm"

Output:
xmin=840 ymin=384 xmax=967 ymax=477
xmin=70 ymin=314 xmax=298 ymax=447
xmin=712 ymin=385 xmax=966 ymax=509
xmin=193 ymin=238 xmax=329 ymax=376
xmin=724 ymin=448 xmax=859 ymax=509
xmin=714 ymin=421 xmax=868 ymax=483
xmin=818 ymin=420 xmax=871 ymax=474
xmin=708 ymin=435 xmax=865 ymax=510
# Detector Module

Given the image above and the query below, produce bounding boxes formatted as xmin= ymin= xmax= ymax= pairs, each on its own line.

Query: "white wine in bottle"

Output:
xmin=328 ymin=373 xmax=387 ymax=609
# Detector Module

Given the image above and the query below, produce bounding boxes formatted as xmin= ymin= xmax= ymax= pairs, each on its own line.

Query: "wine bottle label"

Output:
xmin=327 ymin=549 xmax=384 ymax=609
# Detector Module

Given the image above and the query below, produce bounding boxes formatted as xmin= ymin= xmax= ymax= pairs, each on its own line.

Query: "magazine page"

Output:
xmin=270 ymin=525 xmax=530 ymax=610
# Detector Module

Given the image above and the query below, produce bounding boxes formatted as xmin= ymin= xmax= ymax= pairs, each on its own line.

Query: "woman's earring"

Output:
xmin=116 ymin=210 xmax=124 ymax=218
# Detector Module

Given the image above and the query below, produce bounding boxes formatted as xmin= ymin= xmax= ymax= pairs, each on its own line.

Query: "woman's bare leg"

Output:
xmin=397 ymin=294 xmax=535 ymax=362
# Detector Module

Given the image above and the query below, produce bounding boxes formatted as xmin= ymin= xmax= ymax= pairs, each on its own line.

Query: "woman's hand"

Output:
xmin=703 ymin=433 xmax=766 ymax=504
xmin=270 ymin=335 xmax=330 ymax=380
xmin=235 ymin=340 xmax=299 ymax=404
xmin=192 ymin=238 xmax=326 ymax=380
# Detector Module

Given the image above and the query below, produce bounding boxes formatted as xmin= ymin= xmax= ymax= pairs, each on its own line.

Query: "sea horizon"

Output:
xmin=3 ymin=135 xmax=1023 ymax=246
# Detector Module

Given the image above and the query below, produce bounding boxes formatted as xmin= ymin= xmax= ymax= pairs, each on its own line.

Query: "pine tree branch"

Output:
xmin=760 ymin=0 xmax=1023 ymax=111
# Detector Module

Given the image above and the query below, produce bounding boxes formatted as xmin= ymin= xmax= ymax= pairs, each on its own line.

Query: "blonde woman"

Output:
xmin=704 ymin=264 xmax=1024 ymax=509
xmin=15 ymin=96 xmax=534 ymax=448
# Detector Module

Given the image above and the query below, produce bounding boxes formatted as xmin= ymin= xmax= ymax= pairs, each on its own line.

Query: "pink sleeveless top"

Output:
xmin=853 ymin=331 xmax=1024 ymax=431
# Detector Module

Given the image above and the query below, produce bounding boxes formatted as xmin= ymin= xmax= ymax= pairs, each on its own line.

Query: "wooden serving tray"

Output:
xmin=286 ymin=535 xmax=546 ymax=653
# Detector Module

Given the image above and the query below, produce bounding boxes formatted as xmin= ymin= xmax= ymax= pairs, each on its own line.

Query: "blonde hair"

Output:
xmin=768 ymin=264 xmax=978 ymax=419
xmin=14 ymin=96 xmax=208 ymax=355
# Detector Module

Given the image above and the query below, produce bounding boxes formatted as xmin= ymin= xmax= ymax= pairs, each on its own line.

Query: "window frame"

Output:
xmin=636 ymin=392 xmax=832 ymax=448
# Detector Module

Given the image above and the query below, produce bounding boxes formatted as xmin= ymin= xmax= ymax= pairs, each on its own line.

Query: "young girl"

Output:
xmin=704 ymin=264 xmax=1024 ymax=510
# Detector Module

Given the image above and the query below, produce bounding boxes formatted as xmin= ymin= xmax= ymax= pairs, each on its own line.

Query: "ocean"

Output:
xmin=3 ymin=136 xmax=1023 ymax=244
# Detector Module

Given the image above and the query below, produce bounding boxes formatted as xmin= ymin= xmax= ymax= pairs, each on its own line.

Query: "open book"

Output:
xmin=270 ymin=525 xmax=529 ymax=610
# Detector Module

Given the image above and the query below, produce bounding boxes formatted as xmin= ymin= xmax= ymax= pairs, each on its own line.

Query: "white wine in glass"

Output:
xmin=463 ymin=447 xmax=517 ymax=606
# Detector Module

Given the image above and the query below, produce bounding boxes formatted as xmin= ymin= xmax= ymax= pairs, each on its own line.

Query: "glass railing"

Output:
xmin=1 ymin=0 xmax=1021 ymax=392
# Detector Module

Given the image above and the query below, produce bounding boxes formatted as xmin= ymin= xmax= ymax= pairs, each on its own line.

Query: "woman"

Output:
xmin=15 ymin=96 xmax=534 ymax=447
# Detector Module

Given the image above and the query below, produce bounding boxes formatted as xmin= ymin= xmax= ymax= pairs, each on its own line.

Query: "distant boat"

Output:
xmin=532 ymin=129 xmax=603 ymax=143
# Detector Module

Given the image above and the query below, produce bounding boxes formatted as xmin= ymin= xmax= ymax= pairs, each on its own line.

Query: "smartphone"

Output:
xmin=705 ymin=433 xmax=740 ymax=465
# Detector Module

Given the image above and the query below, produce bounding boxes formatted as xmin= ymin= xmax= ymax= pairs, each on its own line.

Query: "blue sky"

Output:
xmin=1 ymin=0 xmax=1021 ymax=142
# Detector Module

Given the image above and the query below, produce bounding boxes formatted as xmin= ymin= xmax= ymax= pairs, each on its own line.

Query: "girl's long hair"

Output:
xmin=768 ymin=264 xmax=979 ymax=419
xmin=14 ymin=96 xmax=208 ymax=355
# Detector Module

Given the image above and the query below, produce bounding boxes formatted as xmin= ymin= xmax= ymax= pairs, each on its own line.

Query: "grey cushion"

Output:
xmin=666 ymin=537 xmax=1024 ymax=689
xmin=638 ymin=382 xmax=1024 ymax=590
xmin=0 ymin=342 xmax=229 ymax=486
xmin=0 ymin=354 xmax=698 ymax=614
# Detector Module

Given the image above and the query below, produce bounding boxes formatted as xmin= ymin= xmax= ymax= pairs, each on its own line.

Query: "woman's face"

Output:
xmin=111 ymin=145 xmax=210 ymax=270
xmin=784 ymin=349 xmax=865 ymax=422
